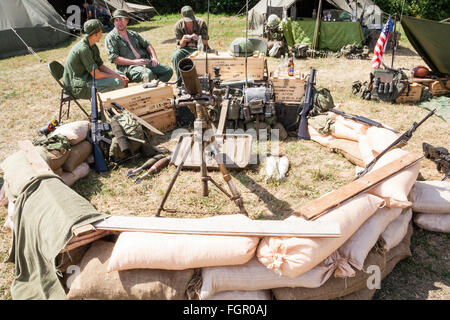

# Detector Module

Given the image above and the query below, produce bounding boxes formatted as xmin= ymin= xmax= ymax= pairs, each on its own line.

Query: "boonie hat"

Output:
xmin=83 ymin=19 xmax=104 ymax=37
xmin=181 ymin=6 xmax=195 ymax=22
xmin=111 ymin=9 xmax=131 ymax=22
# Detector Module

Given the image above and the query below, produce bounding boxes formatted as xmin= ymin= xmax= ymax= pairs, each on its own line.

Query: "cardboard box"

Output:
xmin=395 ymin=83 xmax=424 ymax=103
xmin=141 ymin=108 xmax=177 ymax=133
xmin=269 ymin=70 xmax=305 ymax=103
xmin=98 ymin=83 xmax=174 ymax=117
xmin=190 ymin=51 xmax=266 ymax=81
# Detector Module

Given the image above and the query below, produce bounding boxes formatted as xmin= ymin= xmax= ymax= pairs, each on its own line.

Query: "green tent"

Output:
xmin=401 ymin=16 xmax=450 ymax=75
xmin=0 ymin=0 xmax=70 ymax=59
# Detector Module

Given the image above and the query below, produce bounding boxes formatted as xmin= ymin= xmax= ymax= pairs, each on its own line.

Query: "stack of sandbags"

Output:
xmin=66 ymin=214 xmax=261 ymax=299
xmin=48 ymin=121 xmax=92 ymax=186
xmin=410 ymin=181 xmax=450 ymax=233
xmin=66 ymin=240 xmax=195 ymax=300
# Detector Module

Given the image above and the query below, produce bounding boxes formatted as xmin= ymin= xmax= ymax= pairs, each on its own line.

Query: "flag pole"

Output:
xmin=390 ymin=14 xmax=397 ymax=68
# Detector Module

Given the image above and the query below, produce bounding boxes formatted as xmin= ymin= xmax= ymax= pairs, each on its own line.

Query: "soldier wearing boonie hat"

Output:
xmin=104 ymin=9 xmax=173 ymax=83
xmin=63 ymin=19 xmax=129 ymax=99
xmin=171 ymin=6 xmax=210 ymax=87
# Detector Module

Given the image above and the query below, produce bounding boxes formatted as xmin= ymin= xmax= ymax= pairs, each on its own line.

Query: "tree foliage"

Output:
xmin=374 ymin=0 xmax=450 ymax=21
xmin=136 ymin=0 xmax=260 ymax=15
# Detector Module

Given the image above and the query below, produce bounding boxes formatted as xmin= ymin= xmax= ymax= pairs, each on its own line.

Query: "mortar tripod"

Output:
xmin=155 ymin=101 xmax=248 ymax=217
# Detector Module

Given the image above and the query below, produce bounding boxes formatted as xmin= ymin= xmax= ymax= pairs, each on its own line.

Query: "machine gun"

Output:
xmin=356 ymin=108 xmax=436 ymax=178
xmin=88 ymin=65 xmax=111 ymax=172
xmin=297 ymin=68 xmax=317 ymax=139
xmin=423 ymin=142 xmax=450 ymax=181
xmin=329 ymin=108 xmax=399 ymax=133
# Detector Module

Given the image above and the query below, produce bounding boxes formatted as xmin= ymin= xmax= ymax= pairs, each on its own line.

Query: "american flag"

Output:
xmin=371 ymin=17 xmax=394 ymax=69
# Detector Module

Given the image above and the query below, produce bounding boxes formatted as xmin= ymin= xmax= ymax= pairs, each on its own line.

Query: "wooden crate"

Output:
xmin=269 ymin=70 xmax=305 ymax=103
xmin=430 ymin=80 xmax=450 ymax=95
xmin=190 ymin=51 xmax=266 ymax=81
xmin=98 ymin=83 xmax=174 ymax=117
xmin=141 ymin=108 xmax=176 ymax=133
xmin=395 ymin=83 xmax=424 ymax=103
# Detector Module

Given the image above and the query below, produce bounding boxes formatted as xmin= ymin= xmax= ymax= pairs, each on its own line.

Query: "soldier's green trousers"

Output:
xmin=172 ymin=47 xmax=198 ymax=87
xmin=124 ymin=63 xmax=174 ymax=83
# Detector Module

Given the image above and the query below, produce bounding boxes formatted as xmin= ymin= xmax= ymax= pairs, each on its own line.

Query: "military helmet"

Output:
xmin=229 ymin=37 xmax=254 ymax=57
xmin=267 ymin=14 xmax=280 ymax=27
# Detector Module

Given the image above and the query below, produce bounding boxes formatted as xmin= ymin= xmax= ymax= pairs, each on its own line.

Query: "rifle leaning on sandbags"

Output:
xmin=356 ymin=108 xmax=436 ymax=178
xmin=329 ymin=108 xmax=399 ymax=133
xmin=88 ymin=65 xmax=111 ymax=172
xmin=297 ymin=68 xmax=317 ymax=139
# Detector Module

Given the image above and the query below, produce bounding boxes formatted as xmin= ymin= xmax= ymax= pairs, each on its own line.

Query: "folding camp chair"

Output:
xmin=48 ymin=61 xmax=90 ymax=123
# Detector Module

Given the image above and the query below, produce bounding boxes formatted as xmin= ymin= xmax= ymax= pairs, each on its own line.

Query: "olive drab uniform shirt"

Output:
xmin=63 ymin=37 xmax=103 ymax=99
xmin=174 ymin=17 xmax=209 ymax=47
xmin=104 ymin=28 xmax=151 ymax=73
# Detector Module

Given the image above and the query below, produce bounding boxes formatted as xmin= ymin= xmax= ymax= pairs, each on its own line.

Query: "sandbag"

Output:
xmin=367 ymin=149 xmax=421 ymax=208
xmin=108 ymin=224 xmax=259 ymax=271
xmin=381 ymin=209 xmax=413 ymax=251
xmin=272 ymin=223 xmax=413 ymax=300
xmin=365 ymin=126 xmax=399 ymax=154
xmin=333 ymin=114 xmax=369 ymax=135
xmin=60 ymin=162 xmax=90 ymax=187
xmin=328 ymin=138 xmax=365 ymax=167
xmin=411 ymin=180 xmax=450 ymax=214
xmin=256 ymin=193 xmax=385 ymax=278
xmin=308 ymin=125 xmax=335 ymax=147
xmin=338 ymin=206 xmax=402 ymax=271
xmin=0 ymin=185 xmax=7 ymax=207
xmin=0 ymin=150 xmax=41 ymax=202
xmin=358 ymin=134 xmax=375 ymax=165
xmin=413 ymin=212 xmax=450 ymax=233
xmin=62 ymin=141 xmax=93 ymax=172
xmin=199 ymin=253 xmax=348 ymax=300
xmin=4 ymin=200 xmax=15 ymax=231
xmin=272 ymin=248 xmax=386 ymax=300
xmin=66 ymin=240 xmax=194 ymax=300
xmin=36 ymin=145 xmax=70 ymax=171
xmin=207 ymin=290 xmax=272 ymax=300
xmin=331 ymin=121 xmax=360 ymax=141
xmin=50 ymin=121 xmax=90 ymax=145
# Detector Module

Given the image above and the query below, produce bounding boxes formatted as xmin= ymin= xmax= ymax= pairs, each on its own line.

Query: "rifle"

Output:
xmin=329 ymin=108 xmax=399 ymax=133
xmin=297 ymin=68 xmax=317 ymax=139
xmin=89 ymin=65 xmax=111 ymax=172
xmin=356 ymin=108 xmax=436 ymax=178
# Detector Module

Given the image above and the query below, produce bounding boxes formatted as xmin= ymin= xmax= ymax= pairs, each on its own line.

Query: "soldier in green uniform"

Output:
xmin=63 ymin=19 xmax=128 ymax=99
xmin=171 ymin=6 xmax=209 ymax=87
xmin=105 ymin=9 xmax=173 ymax=83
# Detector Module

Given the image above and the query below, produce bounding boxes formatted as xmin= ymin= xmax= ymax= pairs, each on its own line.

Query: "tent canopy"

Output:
xmin=401 ymin=15 xmax=450 ymax=75
xmin=248 ymin=0 xmax=376 ymax=34
xmin=0 ymin=0 xmax=70 ymax=59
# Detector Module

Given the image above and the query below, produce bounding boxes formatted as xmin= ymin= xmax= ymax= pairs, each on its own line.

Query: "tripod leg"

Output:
xmin=156 ymin=136 xmax=193 ymax=216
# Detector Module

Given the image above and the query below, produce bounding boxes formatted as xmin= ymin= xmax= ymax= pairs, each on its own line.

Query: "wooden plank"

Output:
xmin=18 ymin=140 xmax=53 ymax=175
xmin=93 ymin=215 xmax=341 ymax=237
xmin=141 ymin=108 xmax=177 ymax=133
xmin=294 ymin=152 xmax=423 ymax=220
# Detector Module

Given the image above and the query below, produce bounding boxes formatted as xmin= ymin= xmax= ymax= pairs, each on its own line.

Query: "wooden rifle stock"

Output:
xmin=297 ymin=68 xmax=317 ymax=140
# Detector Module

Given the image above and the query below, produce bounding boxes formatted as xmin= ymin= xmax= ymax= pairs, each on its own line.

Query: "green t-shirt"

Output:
xmin=104 ymin=28 xmax=151 ymax=73
xmin=63 ymin=37 xmax=103 ymax=99
xmin=174 ymin=17 xmax=209 ymax=47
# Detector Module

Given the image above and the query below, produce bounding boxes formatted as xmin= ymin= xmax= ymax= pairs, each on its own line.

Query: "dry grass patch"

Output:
xmin=0 ymin=15 xmax=448 ymax=300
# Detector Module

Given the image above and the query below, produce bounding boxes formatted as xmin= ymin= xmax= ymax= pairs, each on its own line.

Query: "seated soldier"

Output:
xmin=105 ymin=9 xmax=173 ymax=83
xmin=63 ymin=19 xmax=129 ymax=99
xmin=172 ymin=6 xmax=209 ymax=87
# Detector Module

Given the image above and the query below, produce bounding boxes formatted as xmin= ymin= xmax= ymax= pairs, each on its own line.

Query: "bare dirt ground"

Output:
xmin=0 ymin=15 xmax=449 ymax=300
